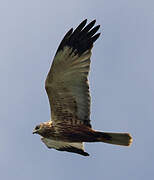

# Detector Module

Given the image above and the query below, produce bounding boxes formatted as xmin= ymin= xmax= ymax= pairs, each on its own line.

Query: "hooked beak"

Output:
xmin=32 ymin=129 xmax=37 ymax=134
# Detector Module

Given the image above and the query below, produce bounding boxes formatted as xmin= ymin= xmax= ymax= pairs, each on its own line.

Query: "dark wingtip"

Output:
xmin=92 ymin=19 xmax=96 ymax=24
xmin=78 ymin=19 xmax=87 ymax=29
xmin=89 ymin=19 xmax=96 ymax=26
xmin=87 ymin=25 xmax=100 ymax=37
xmin=57 ymin=146 xmax=90 ymax=156
xmin=82 ymin=19 xmax=88 ymax=24
xmin=65 ymin=28 xmax=73 ymax=37
xmin=56 ymin=19 xmax=100 ymax=55
xmin=83 ymin=151 xmax=90 ymax=156
xmin=91 ymin=33 xmax=101 ymax=43
xmin=82 ymin=19 xmax=96 ymax=33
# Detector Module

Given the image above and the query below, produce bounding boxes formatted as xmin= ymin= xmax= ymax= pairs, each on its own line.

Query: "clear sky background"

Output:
xmin=1 ymin=0 xmax=154 ymax=179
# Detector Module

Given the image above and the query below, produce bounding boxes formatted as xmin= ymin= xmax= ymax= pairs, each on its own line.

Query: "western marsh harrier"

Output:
xmin=33 ymin=19 xmax=132 ymax=156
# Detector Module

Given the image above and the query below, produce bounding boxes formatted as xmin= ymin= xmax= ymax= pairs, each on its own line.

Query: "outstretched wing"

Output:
xmin=41 ymin=138 xmax=89 ymax=156
xmin=45 ymin=19 xmax=100 ymax=127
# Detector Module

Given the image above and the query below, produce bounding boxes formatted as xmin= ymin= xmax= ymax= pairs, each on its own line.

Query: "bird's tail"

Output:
xmin=95 ymin=131 xmax=132 ymax=146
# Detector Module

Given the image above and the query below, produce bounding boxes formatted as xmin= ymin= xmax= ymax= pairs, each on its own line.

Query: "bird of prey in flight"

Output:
xmin=33 ymin=19 xmax=132 ymax=156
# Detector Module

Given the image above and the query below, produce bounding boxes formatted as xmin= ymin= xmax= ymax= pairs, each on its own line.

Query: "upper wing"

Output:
xmin=45 ymin=19 xmax=100 ymax=127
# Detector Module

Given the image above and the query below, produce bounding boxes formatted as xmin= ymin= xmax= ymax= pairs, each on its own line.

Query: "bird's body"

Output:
xmin=33 ymin=19 xmax=132 ymax=156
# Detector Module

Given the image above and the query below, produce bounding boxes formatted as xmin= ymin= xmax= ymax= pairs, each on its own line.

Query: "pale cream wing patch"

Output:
xmin=41 ymin=137 xmax=84 ymax=149
xmin=45 ymin=46 xmax=92 ymax=126
xmin=41 ymin=137 xmax=89 ymax=156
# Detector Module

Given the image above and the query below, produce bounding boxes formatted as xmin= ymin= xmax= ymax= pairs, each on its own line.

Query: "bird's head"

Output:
xmin=33 ymin=124 xmax=43 ymax=135
xmin=33 ymin=123 xmax=45 ymax=135
xmin=33 ymin=121 xmax=52 ymax=136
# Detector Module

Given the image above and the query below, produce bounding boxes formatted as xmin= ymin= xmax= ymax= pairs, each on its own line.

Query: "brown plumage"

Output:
xmin=33 ymin=19 xmax=132 ymax=156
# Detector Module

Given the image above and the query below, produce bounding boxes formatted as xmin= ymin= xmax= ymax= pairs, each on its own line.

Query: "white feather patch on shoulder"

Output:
xmin=41 ymin=137 xmax=84 ymax=150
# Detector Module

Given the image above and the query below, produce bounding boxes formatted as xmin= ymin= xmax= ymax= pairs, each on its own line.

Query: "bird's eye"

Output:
xmin=35 ymin=125 xmax=40 ymax=130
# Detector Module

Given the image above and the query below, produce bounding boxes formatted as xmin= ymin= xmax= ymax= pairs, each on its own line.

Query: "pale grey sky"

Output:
xmin=1 ymin=0 xmax=154 ymax=179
